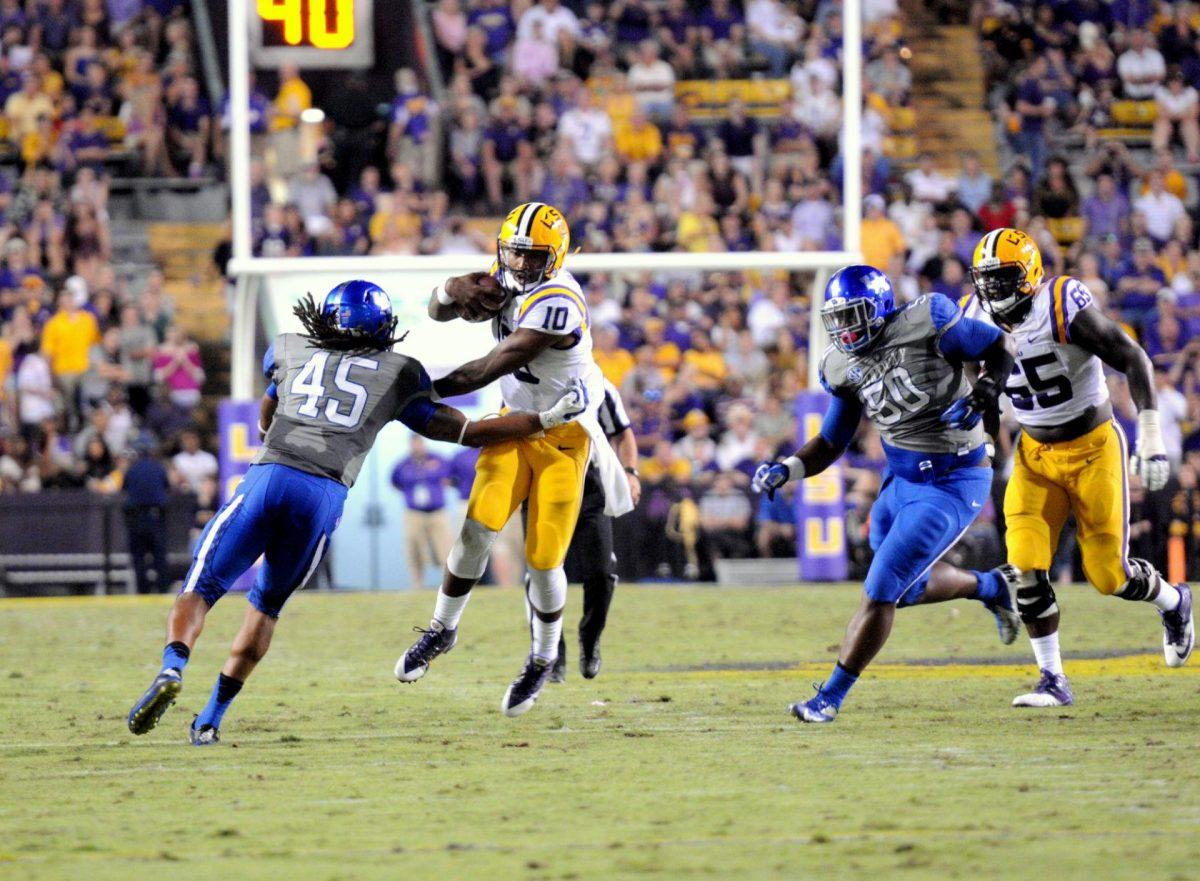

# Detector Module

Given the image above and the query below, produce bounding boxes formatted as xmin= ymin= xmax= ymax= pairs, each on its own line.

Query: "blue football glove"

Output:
xmin=752 ymin=461 xmax=791 ymax=500
xmin=939 ymin=396 xmax=983 ymax=431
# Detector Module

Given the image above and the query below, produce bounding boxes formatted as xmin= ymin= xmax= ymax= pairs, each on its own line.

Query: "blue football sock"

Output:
xmin=196 ymin=673 xmax=243 ymax=730
xmin=972 ymin=570 xmax=1003 ymax=604
xmin=819 ymin=663 xmax=859 ymax=709
xmin=161 ymin=641 xmax=190 ymax=675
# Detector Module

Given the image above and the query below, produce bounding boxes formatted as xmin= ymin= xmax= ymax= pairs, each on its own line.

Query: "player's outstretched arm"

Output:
xmin=428 ymin=272 xmax=507 ymax=322
xmin=752 ymin=394 xmax=861 ymax=498
xmin=1069 ymin=305 xmax=1169 ymax=489
xmin=432 ymin=328 xmax=560 ymax=398
xmin=415 ymin=380 xmax=588 ymax=447
xmin=938 ymin=315 xmax=1016 ymax=430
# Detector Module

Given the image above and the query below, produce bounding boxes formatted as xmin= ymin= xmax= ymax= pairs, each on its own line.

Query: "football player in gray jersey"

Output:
xmin=754 ymin=265 xmax=1017 ymax=723
xmin=128 ymin=280 xmax=588 ymax=745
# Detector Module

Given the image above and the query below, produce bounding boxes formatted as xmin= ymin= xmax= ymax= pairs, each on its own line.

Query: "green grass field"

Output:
xmin=2 ymin=583 xmax=1199 ymax=881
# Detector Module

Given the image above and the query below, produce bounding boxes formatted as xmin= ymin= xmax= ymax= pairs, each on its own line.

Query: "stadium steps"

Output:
xmin=903 ymin=22 xmax=1001 ymax=177
xmin=147 ymin=223 xmax=231 ymax=406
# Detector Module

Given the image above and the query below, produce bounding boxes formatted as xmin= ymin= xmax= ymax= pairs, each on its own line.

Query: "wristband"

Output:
xmin=457 ymin=418 xmax=470 ymax=445
xmin=783 ymin=455 xmax=805 ymax=481
xmin=434 ymin=282 xmax=453 ymax=306
xmin=624 ymin=466 xmax=639 ymax=477
xmin=1137 ymin=409 xmax=1166 ymax=456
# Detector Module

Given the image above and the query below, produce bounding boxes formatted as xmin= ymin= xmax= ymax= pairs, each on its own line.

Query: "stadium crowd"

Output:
xmin=0 ymin=0 xmax=219 ymax=536
xmin=2 ymin=0 xmax=1198 ymax=586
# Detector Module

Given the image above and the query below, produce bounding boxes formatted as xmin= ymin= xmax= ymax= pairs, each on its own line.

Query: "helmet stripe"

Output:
xmin=983 ymin=229 xmax=1002 ymax=261
xmin=518 ymin=202 xmax=545 ymax=237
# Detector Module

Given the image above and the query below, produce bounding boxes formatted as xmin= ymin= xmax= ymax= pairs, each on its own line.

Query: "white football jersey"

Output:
xmin=961 ymin=275 xmax=1108 ymax=428
xmin=490 ymin=269 xmax=604 ymax=414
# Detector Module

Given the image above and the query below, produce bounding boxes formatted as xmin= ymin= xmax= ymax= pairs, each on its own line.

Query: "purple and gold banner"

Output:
xmin=793 ymin=392 xmax=848 ymax=581
xmin=217 ymin=400 xmax=262 ymax=503
xmin=217 ymin=400 xmax=263 ymax=592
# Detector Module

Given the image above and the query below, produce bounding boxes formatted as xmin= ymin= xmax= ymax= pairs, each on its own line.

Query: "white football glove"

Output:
xmin=1131 ymin=409 xmax=1170 ymax=492
xmin=539 ymin=379 xmax=589 ymax=429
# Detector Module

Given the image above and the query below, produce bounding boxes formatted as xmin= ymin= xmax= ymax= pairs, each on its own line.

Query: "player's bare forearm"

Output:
xmin=792 ymin=435 xmax=842 ymax=478
xmin=419 ymin=405 xmax=542 ymax=446
xmin=428 ymin=271 xmax=507 ymax=322
xmin=258 ymin=395 xmax=277 ymax=436
xmin=432 ymin=328 xmax=558 ymax=398
xmin=1069 ymin=307 xmax=1157 ymax=411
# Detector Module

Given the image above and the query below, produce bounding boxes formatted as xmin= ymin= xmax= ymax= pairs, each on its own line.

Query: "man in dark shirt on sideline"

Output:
xmin=123 ymin=438 xmax=171 ymax=594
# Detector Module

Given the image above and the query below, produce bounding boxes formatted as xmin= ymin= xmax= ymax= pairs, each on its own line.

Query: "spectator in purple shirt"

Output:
xmin=1081 ymin=173 xmax=1128 ymax=242
xmin=538 ymin=149 xmax=589 ymax=219
xmin=467 ymin=0 xmax=515 ymax=60
xmin=448 ymin=446 xmax=479 ymax=499
xmin=34 ymin=0 xmax=71 ymax=52
xmin=696 ymin=0 xmax=744 ymax=42
xmin=481 ymin=97 xmax=531 ymax=208
xmin=1013 ymin=56 xmax=1054 ymax=181
xmin=66 ymin=108 xmax=110 ymax=173
xmin=391 ymin=437 xmax=452 ymax=590
xmin=1114 ymin=237 xmax=1167 ymax=320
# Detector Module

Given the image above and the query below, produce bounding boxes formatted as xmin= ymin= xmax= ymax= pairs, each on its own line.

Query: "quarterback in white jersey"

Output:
xmin=963 ymin=227 xmax=1193 ymax=708
xmin=395 ymin=201 xmax=631 ymax=719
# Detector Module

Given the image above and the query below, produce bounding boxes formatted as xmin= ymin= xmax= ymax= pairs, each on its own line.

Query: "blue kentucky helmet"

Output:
xmin=322 ymin=279 xmax=394 ymax=342
xmin=821 ymin=264 xmax=896 ymax=354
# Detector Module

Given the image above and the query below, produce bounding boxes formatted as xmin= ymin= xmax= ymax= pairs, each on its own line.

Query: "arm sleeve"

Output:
xmin=931 ymin=293 xmax=1002 ymax=360
xmin=393 ymin=356 xmax=438 ymax=432
xmin=818 ymin=393 xmax=863 ymax=451
xmin=265 ymin=382 xmax=278 ymax=400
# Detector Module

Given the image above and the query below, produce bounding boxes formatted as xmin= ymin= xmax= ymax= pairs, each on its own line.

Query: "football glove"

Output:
xmin=539 ymin=379 xmax=589 ymax=429
xmin=940 ymin=373 xmax=1002 ymax=432
xmin=752 ymin=457 xmax=804 ymax=500
xmin=1131 ymin=409 xmax=1170 ymax=491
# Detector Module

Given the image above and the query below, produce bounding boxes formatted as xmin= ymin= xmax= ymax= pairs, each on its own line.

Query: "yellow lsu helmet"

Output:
xmin=497 ymin=202 xmax=570 ymax=293
xmin=969 ymin=227 xmax=1043 ymax=327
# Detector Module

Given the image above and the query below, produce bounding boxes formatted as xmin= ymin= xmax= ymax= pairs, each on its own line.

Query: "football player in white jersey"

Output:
xmin=963 ymin=227 xmax=1193 ymax=707
xmin=395 ymin=201 xmax=630 ymax=717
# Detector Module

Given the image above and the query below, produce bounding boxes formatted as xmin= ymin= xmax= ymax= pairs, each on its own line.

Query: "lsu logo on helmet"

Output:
xmin=969 ymin=228 xmax=1043 ymax=327
xmin=497 ymin=202 xmax=570 ymax=293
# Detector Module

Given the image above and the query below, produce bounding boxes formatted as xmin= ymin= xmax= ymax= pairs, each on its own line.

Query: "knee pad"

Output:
xmin=527 ymin=566 xmax=566 ymax=615
xmin=1115 ymin=558 xmax=1161 ymax=602
xmin=446 ymin=518 xmax=499 ymax=581
xmin=1010 ymin=566 xmax=1059 ymax=623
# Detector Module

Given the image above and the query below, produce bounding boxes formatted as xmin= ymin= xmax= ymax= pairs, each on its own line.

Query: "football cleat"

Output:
xmin=189 ymin=715 xmax=220 ymax=746
xmin=501 ymin=654 xmax=554 ymax=717
xmin=549 ymin=637 xmax=567 ymax=684
xmin=987 ymin=565 xmax=1021 ymax=645
xmin=127 ymin=669 xmax=182 ymax=735
xmin=1161 ymin=584 xmax=1194 ymax=668
xmin=1012 ymin=668 xmax=1074 ymax=707
xmin=395 ymin=623 xmax=457 ymax=683
xmin=789 ymin=685 xmax=839 ymax=724
xmin=580 ymin=640 xmax=602 ymax=679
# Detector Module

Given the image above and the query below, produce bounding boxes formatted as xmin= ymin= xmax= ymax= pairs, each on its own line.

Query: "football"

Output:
xmin=459 ymin=273 xmax=507 ymax=323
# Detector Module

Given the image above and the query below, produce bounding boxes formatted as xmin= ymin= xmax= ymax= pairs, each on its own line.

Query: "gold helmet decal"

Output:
xmin=497 ymin=202 xmax=570 ymax=293
xmin=970 ymin=227 xmax=1043 ymax=327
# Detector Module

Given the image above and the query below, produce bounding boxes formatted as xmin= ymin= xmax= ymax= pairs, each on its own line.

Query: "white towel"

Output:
xmin=580 ymin=409 xmax=634 ymax=517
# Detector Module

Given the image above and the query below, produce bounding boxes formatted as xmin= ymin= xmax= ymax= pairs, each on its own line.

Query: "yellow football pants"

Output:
xmin=465 ymin=421 xmax=590 ymax=571
xmin=1004 ymin=420 xmax=1131 ymax=595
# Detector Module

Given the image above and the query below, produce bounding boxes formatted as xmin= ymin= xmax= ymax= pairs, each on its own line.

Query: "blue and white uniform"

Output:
xmin=817 ymin=293 xmax=1002 ymax=606
xmin=182 ymin=334 xmax=437 ymax=617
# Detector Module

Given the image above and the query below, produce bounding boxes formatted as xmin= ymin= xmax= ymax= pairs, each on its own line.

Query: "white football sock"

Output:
xmin=1151 ymin=581 xmax=1182 ymax=612
xmin=531 ymin=615 xmax=562 ymax=663
xmin=432 ymin=591 xmax=470 ymax=630
xmin=1030 ymin=632 xmax=1064 ymax=676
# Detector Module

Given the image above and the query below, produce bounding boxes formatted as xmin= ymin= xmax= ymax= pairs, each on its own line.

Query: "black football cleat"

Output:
xmin=127 ymin=670 xmax=182 ymax=735
xmin=549 ymin=638 xmax=567 ymax=684
xmin=395 ymin=623 xmax=457 ymax=683
xmin=501 ymin=654 xmax=554 ymax=717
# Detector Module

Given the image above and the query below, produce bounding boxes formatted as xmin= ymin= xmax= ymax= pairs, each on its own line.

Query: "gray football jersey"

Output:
xmin=820 ymin=295 xmax=983 ymax=454
xmin=254 ymin=333 xmax=430 ymax=487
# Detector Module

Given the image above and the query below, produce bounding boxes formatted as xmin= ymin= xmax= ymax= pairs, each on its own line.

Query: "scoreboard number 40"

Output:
xmin=257 ymin=0 xmax=355 ymax=50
